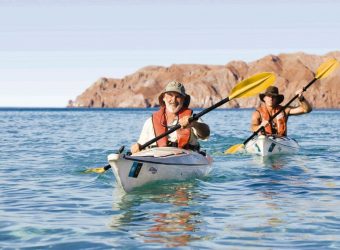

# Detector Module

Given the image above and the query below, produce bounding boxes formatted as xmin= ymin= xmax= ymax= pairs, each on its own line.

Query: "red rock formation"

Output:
xmin=71 ymin=51 xmax=340 ymax=109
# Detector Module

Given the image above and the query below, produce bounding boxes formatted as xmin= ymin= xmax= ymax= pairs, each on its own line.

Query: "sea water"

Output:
xmin=1 ymin=108 xmax=339 ymax=249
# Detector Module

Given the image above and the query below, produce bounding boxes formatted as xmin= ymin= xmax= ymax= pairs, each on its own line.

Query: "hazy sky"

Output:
xmin=1 ymin=0 xmax=339 ymax=107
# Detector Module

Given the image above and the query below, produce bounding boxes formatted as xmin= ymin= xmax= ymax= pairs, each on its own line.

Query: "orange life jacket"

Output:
xmin=152 ymin=107 xmax=192 ymax=148
xmin=257 ymin=104 xmax=287 ymax=136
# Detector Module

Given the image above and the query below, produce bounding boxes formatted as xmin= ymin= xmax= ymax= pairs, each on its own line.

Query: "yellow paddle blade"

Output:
xmin=224 ymin=144 xmax=244 ymax=154
xmin=229 ymin=72 xmax=276 ymax=100
xmin=315 ymin=58 xmax=339 ymax=79
xmin=83 ymin=167 xmax=106 ymax=174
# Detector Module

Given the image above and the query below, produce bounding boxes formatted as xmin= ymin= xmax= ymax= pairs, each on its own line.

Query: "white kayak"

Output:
xmin=107 ymin=147 xmax=212 ymax=192
xmin=245 ymin=135 xmax=300 ymax=156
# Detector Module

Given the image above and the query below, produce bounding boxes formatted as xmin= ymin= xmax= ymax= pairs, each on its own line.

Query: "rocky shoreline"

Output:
xmin=69 ymin=51 xmax=340 ymax=109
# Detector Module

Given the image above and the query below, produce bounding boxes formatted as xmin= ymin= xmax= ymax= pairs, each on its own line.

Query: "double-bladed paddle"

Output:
xmin=85 ymin=72 xmax=276 ymax=174
xmin=225 ymin=58 xmax=339 ymax=154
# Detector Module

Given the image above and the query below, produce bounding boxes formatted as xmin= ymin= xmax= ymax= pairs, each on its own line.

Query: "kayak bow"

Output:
xmin=244 ymin=135 xmax=300 ymax=157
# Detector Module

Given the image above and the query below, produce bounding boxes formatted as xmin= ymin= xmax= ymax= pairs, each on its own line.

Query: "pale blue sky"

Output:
xmin=1 ymin=0 xmax=339 ymax=107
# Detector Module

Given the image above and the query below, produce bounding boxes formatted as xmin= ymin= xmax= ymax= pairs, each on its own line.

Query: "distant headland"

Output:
xmin=68 ymin=51 xmax=340 ymax=109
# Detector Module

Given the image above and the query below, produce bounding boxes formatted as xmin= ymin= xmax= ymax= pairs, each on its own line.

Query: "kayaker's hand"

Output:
xmin=296 ymin=88 xmax=305 ymax=101
xmin=131 ymin=143 xmax=141 ymax=154
xmin=179 ymin=116 xmax=191 ymax=129
xmin=260 ymin=120 xmax=269 ymax=129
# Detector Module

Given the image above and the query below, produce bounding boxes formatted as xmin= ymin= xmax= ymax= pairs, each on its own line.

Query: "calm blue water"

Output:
xmin=1 ymin=108 xmax=340 ymax=249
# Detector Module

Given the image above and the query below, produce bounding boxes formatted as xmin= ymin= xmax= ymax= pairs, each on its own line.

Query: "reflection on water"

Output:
xmin=144 ymin=211 xmax=197 ymax=247
xmin=251 ymin=153 xmax=310 ymax=171
xmin=246 ymin=154 xmax=314 ymax=230
xmin=109 ymin=183 xmax=204 ymax=247
xmin=253 ymin=154 xmax=290 ymax=169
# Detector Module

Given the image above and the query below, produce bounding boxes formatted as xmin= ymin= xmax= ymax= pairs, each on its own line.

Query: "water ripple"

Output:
xmin=1 ymin=109 xmax=340 ymax=249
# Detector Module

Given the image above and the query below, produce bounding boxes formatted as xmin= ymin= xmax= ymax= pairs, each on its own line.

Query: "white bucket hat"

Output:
xmin=158 ymin=81 xmax=190 ymax=107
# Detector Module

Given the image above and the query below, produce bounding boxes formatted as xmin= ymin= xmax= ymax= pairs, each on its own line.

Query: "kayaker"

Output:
xmin=251 ymin=86 xmax=312 ymax=137
xmin=131 ymin=81 xmax=210 ymax=153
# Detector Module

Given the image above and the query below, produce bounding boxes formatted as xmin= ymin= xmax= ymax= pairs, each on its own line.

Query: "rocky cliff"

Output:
xmin=70 ymin=51 xmax=340 ymax=109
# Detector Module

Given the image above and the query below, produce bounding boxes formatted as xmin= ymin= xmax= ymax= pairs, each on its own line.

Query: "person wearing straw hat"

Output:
xmin=131 ymin=80 xmax=210 ymax=154
xmin=251 ymin=86 xmax=312 ymax=137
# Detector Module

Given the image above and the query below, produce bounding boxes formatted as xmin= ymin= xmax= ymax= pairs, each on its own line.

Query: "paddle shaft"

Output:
xmin=243 ymin=78 xmax=317 ymax=145
xmin=140 ymin=97 xmax=231 ymax=150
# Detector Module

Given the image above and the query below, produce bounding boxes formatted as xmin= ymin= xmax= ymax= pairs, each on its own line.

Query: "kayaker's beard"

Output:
xmin=164 ymin=98 xmax=184 ymax=114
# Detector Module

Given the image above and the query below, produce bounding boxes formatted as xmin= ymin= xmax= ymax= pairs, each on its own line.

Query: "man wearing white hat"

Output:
xmin=131 ymin=81 xmax=210 ymax=154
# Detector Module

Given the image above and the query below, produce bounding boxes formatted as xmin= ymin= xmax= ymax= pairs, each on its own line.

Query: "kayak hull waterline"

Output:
xmin=245 ymin=135 xmax=300 ymax=156
xmin=108 ymin=147 xmax=212 ymax=192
